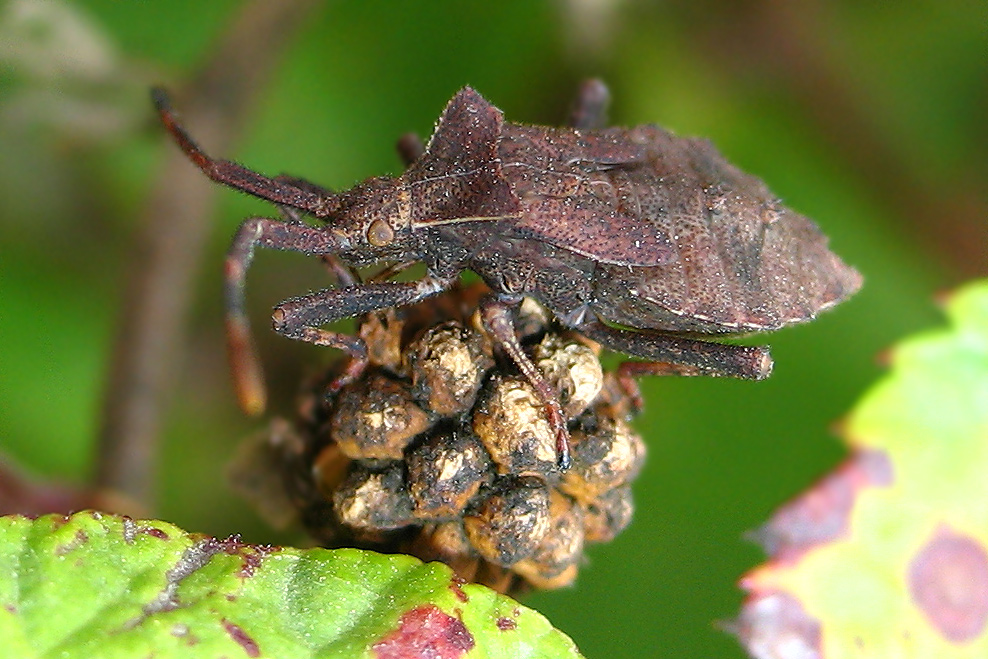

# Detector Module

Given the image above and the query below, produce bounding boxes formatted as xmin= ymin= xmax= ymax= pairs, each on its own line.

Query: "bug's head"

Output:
xmin=331 ymin=176 xmax=416 ymax=266
xmin=151 ymin=88 xmax=416 ymax=263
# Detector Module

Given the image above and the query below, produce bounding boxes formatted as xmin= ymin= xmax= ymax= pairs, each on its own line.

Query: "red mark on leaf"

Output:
xmin=374 ymin=605 xmax=474 ymax=659
xmin=123 ymin=517 xmax=170 ymax=544
xmin=751 ymin=449 xmax=892 ymax=563
xmin=51 ymin=514 xmax=71 ymax=530
xmin=909 ymin=527 xmax=988 ymax=643
xmin=732 ymin=591 xmax=822 ymax=658
xmin=237 ymin=544 xmax=278 ymax=578
xmin=222 ymin=619 xmax=260 ymax=657
xmin=141 ymin=527 xmax=169 ymax=540
xmin=449 ymin=577 xmax=469 ymax=603
xmin=496 ymin=617 xmax=517 ymax=631
xmin=191 ymin=535 xmax=277 ymax=578
xmin=54 ymin=529 xmax=89 ymax=556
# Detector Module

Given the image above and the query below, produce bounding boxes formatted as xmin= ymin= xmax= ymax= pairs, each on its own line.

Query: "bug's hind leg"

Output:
xmin=577 ymin=320 xmax=773 ymax=380
xmin=612 ymin=362 xmax=704 ymax=412
xmin=577 ymin=320 xmax=774 ymax=410
xmin=568 ymin=79 xmax=611 ymax=130
xmin=480 ymin=298 xmax=572 ymax=471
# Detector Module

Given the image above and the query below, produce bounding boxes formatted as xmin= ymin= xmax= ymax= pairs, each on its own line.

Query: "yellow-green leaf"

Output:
xmin=0 ymin=512 xmax=583 ymax=659
xmin=737 ymin=280 xmax=988 ymax=658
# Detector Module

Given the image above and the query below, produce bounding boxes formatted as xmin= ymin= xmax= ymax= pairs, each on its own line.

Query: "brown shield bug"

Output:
xmin=152 ymin=80 xmax=861 ymax=470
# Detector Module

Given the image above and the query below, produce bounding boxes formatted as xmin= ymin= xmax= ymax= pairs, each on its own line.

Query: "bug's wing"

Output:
xmin=405 ymin=88 xmax=675 ymax=267
xmin=498 ymin=125 xmax=676 ymax=267
xmin=591 ymin=126 xmax=863 ymax=332
xmin=404 ymin=87 xmax=522 ymax=227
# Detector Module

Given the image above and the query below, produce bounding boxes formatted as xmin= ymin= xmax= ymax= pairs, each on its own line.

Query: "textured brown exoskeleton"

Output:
xmin=152 ymin=80 xmax=861 ymax=469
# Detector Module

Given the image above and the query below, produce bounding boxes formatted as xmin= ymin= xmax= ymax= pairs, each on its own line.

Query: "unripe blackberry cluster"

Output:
xmin=242 ymin=284 xmax=645 ymax=594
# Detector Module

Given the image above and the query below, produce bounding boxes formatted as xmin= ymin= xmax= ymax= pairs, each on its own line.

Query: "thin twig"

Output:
xmin=95 ymin=0 xmax=320 ymax=509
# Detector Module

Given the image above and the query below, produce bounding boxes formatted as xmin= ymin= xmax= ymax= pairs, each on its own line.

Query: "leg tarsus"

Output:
xmin=290 ymin=325 xmax=368 ymax=394
xmin=226 ymin=312 xmax=266 ymax=415
xmin=480 ymin=298 xmax=572 ymax=470
xmin=615 ymin=363 xmax=644 ymax=413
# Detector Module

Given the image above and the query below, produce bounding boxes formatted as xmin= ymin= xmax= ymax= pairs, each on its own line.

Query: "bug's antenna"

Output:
xmin=151 ymin=88 xmax=341 ymax=218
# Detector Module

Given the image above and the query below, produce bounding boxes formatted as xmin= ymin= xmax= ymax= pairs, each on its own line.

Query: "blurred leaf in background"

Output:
xmin=0 ymin=1 xmax=984 ymax=657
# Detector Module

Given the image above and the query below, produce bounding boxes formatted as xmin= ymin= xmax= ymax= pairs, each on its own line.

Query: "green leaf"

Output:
xmin=0 ymin=512 xmax=582 ymax=659
xmin=737 ymin=280 xmax=988 ymax=658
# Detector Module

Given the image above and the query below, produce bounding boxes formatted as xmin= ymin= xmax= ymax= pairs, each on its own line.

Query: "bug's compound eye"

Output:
xmin=366 ymin=218 xmax=394 ymax=247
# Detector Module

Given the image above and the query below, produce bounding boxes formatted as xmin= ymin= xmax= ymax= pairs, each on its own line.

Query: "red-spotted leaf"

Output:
xmin=0 ymin=511 xmax=583 ymax=658
xmin=736 ymin=280 xmax=988 ymax=657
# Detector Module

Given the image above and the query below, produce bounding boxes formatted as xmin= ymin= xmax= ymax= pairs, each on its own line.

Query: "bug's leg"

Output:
xmin=278 ymin=322 xmax=369 ymax=397
xmin=367 ymin=260 xmax=417 ymax=283
xmin=613 ymin=362 xmax=705 ymax=412
xmin=272 ymin=276 xmax=455 ymax=393
xmin=569 ymin=79 xmax=611 ymax=130
xmin=318 ymin=255 xmax=361 ymax=288
xmin=396 ymin=133 xmax=425 ymax=167
xmin=225 ymin=217 xmax=350 ymax=415
xmin=480 ymin=298 xmax=572 ymax=471
xmin=577 ymin=319 xmax=774 ymax=391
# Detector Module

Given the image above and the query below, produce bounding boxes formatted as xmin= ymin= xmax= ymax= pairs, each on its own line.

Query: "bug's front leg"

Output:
xmin=268 ymin=174 xmax=362 ymax=288
xmin=480 ymin=298 xmax=572 ymax=471
xmin=271 ymin=276 xmax=455 ymax=392
xmin=225 ymin=217 xmax=350 ymax=415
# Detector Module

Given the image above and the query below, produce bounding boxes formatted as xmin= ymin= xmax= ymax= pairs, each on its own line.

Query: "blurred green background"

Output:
xmin=0 ymin=0 xmax=984 ymax=656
